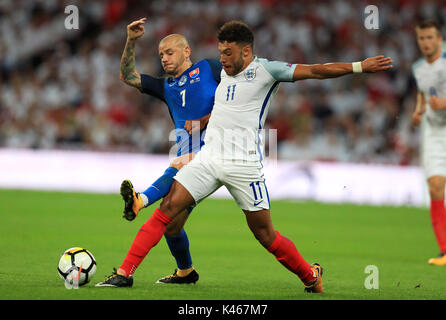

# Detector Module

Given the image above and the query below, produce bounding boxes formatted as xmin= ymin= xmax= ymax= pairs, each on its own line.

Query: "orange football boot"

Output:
xmin=120 ymin=180 xmax=144 ymax=221
xmin=304 ymin=263 xmax=324 ymax=293
xmin=428 ymin=253 xmax=446 ymax=266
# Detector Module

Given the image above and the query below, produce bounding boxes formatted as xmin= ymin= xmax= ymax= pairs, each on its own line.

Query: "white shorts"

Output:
xmin=174 ymin=150 xmax=270 ymax=211
xmin=422 ymin=133 xmax=446 ymax=178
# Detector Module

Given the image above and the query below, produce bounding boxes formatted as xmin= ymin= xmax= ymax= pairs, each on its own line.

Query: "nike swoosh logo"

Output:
xmin=254 ymin=200 xmax=263 ymax=206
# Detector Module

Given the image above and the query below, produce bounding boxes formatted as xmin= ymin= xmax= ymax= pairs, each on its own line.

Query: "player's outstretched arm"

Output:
xmin=293 ymin=55 xmax=393 ymax=81
xmin=411 ymin=91 xmax=425 ymax=127
xmin=120 ymin=18 xmax=147 ymax=90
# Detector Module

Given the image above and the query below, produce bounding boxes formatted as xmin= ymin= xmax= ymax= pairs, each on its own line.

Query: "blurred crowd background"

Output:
xmin=1 ymin=0 xmax=446 ymax=165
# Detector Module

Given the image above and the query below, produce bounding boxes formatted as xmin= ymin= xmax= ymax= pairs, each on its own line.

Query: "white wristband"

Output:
xmin=352 ymin=61 xmax=363 ymax=73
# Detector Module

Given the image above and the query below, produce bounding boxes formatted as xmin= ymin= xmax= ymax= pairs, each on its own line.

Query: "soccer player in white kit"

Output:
xmin=101 ymin=21 xmax=392 ymax=292
xmin=411 ymin=20 xmax=446 ymax=266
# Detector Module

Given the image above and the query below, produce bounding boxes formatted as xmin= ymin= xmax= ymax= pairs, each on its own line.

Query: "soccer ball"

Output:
xmin=57 ymin=247 xmax=97 ymax=287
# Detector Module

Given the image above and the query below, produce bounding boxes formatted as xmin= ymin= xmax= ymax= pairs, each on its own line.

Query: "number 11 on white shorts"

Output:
xmin=250 ymin=181 xmax=267 ymax=207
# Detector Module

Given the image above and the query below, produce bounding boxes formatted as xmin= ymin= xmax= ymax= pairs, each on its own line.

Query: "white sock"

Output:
xmin=139 ymin=193 xmax=149 ymax=207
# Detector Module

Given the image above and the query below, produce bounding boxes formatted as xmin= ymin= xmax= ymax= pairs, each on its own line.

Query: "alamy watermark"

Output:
xmin=364 ymin=265 xmax=379 ymax=289
xmin=64 ymin=5 xmax=79 ymax=30
xmin=167 ymin=123 xmax=278 ymax=165
xmin=364 ymin=5 xmax=379 ymax=30
xmin=64 ymin=4 xmax=380 ymax=32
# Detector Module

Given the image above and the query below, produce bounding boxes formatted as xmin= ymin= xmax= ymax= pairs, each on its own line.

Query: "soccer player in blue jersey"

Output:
xmin=101 ymin=18 xmax=221 ymax=285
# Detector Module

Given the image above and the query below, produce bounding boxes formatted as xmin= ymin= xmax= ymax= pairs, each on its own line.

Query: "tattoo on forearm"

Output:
xmin=120 ymin=40 xmax=141 ymax=88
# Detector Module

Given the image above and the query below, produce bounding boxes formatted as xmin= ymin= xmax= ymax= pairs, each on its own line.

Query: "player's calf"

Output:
xmin=265 ymin=229 xmax=323 ymax=293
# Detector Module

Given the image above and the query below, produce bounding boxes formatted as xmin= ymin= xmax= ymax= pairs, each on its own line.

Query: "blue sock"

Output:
xmin=142 ymin=166 xmax=178 ymax=206
xmin=165 ymin=229 xmax=193 ymax=270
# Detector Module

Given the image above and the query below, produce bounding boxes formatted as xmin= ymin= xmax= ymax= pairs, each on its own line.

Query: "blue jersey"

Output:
xmin=140 ymin=59 xmax=222 ymax=156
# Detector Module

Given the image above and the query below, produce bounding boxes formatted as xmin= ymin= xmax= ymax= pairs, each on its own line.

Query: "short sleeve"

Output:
xmin=140 ymin=74 xmax=166 ymax=102
xmin=258 ymin=58 xmax=297 ymax=82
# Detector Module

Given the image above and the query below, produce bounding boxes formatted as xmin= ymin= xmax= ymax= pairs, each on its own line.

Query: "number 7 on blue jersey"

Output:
xmin=180 ymin=89 xmax=186 ymax=107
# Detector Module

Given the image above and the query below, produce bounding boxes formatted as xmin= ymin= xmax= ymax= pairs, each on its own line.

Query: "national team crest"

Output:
xmin=178 ymin=75 xmax=188 ymax=86
xmin=244 ymin=67 xmax=257 ymax=81
xmin=189 ymin=68 xmax=200 ymax=78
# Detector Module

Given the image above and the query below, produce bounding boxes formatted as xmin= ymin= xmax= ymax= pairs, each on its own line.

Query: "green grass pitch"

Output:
xmin=1 ymin=188 xmax=445 ymax=300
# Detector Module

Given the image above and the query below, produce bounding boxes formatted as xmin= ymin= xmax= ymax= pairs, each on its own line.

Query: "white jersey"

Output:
xmin=412 ymin=51 xmax=446 ymax=178
xmin=202 ymin=57 xmax=296 ymax=163
xmin=412 ymin=51 xmax=446 ymax=135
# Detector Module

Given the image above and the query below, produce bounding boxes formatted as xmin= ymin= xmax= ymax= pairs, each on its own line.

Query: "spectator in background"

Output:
xmin=0 ymin=0 xmax=445 ymax=166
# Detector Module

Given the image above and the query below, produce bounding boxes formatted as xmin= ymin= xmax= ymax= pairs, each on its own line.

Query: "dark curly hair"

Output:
xmin=217 ymin=20 xmax=254 ymax=48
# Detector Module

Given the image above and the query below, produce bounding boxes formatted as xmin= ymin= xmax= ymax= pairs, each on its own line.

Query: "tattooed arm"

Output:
xmin=120 ymin=18 xmax=147 ymax=89
xmin=120 ymin=39 xmax=141 ymax=89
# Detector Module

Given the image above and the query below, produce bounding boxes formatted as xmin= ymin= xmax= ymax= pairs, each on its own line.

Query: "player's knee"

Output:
xmin=159 ymin=192 xmax=184 ymax=218
xmin=159 ymin=195 xmax=176 ymax=216
xmin=428 ymin=177 xmax=446 ymax=200
xmin=429 ymin=187 xmax=444 ymax=200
